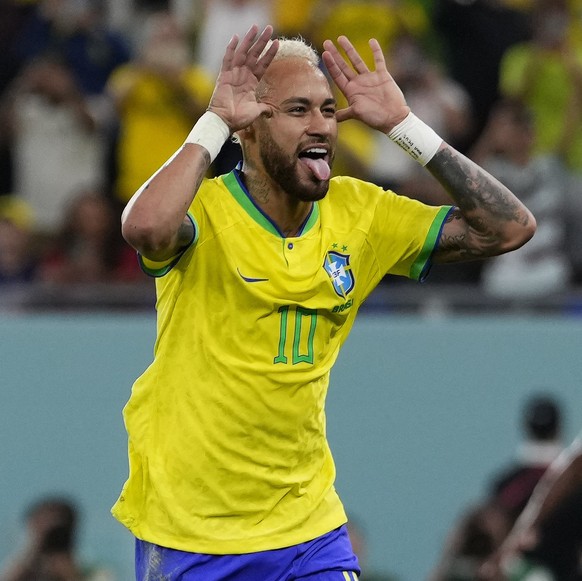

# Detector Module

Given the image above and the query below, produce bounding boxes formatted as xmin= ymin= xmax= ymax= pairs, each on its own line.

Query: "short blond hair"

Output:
xmin=262 ymin=37 xmax=319 ymax=67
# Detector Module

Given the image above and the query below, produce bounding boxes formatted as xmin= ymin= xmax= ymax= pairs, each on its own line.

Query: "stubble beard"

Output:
xmin=259 ymin=132 xmax=330 ymax=202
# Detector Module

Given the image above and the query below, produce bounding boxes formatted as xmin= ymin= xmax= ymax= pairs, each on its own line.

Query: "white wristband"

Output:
xmin=185 ymin=111 xmax=231 ymax=163
xmin=387 ymin=112 xmax=442 ymax=166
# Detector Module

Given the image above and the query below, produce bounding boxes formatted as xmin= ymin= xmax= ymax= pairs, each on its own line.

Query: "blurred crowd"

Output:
xmin=2 ymin=0 xmax=582 ymax=302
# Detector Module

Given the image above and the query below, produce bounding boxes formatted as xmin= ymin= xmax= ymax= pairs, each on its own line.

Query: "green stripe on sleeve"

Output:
xmin=410 ymin=205 xmax=453 ymax=281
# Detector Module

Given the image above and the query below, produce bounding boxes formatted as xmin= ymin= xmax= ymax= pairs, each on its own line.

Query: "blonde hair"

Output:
xmin=262 ymin=36 xmax=320 ymax=67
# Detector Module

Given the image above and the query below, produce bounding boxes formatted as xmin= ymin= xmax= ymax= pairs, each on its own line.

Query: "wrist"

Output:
xmin=387 ymin=112 xmax=442 ymax=166
xmin=184 ymin=111 xmax=231 ymax=163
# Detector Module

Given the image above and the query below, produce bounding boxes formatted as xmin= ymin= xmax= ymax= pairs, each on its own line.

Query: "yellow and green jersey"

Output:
xmin=112 ymin=169 xmax=451 ymax=554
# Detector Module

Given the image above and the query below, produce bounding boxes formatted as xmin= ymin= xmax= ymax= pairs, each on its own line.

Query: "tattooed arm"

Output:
xmin=427 ymin=146 xmax=536 ymax=263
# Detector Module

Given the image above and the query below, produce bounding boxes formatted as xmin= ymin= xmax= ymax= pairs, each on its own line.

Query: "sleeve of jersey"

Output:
xmin=138 ymin=212 xmax=198 ymax=277
xmin=370 ymin=190 xmax=453 ymax=282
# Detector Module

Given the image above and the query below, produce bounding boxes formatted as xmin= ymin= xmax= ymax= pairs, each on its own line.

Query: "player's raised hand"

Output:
xmin=208 ymin=25 xmax=279 ymax=132
xmin=322 ymin=36 xmax=409 ymax=133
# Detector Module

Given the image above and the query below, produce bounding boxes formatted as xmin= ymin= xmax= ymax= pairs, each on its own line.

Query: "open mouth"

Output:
xmin=298 ymin=147 xmax=331 ymax=181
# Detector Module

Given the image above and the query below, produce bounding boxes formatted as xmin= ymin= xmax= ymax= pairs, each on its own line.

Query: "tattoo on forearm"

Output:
xmin=438 ymin=209 xmax=492 ymax=259
xmin=428 ymin=148 xmax=532 ymax=260
xmin=429 ymin=149 xmax=526 ymax=224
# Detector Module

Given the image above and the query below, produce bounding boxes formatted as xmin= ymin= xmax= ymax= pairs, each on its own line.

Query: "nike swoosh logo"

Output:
xmin=237 ymin=268 xmax=269 ymax=283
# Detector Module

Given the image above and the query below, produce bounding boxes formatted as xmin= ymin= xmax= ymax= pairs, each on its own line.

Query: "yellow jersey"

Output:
xmin=112 ymin=169 xmax=451 ymax=554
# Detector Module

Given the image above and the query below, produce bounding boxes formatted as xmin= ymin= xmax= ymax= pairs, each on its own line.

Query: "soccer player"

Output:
xmin=113 ymin=25 xmax=536 ymax=580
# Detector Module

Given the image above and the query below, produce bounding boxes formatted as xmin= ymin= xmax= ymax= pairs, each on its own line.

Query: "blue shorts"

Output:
xmin=135 ymin=525 xmax=360 ymax=581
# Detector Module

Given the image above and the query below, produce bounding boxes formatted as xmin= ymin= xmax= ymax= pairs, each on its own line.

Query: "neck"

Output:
xmin=239 ymin=167 xmax=313 ymax=237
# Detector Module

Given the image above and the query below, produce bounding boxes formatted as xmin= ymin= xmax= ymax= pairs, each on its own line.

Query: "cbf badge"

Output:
xmin=323 ymin=251 xmax=355 ymax=298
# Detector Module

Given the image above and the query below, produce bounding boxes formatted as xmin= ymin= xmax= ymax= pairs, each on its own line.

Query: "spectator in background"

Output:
xmin=470 ymin=99 xmax=572 ymax=300
xmin=0 ymin=496 xmax=116 ymax=581
xmin=0 ymin=55 xmax=107 ymax=236
xmin=498 ymin=0 xmax=582 ymax=174
xmin=433 ymin=0 xmax=531 ymax=152
xmin=13 ymin=0 xmax=130 ymax=179
xmin=429 ymin=394 xmax=565 ymax=581
xmin=14 ymin=0 xmax=130 ymax=100
xmin=38 ymin=190 xmax=144 ymax=284
xmin=482 ymin=434 xmax=582 ymax=580
xmin=107 ymin=10 xmax=215 ymax=204
xmin=0 ymin=196 xmax=38 ymax=285
xmin=0 ymin=0 xmax=130 ymax=236
xmin=487 ymin=394 xmax=564 ymax=525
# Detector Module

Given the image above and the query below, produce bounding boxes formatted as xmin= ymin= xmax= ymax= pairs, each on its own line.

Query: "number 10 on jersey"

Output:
xmin=274 ymin=305 xmax=318 ymax=365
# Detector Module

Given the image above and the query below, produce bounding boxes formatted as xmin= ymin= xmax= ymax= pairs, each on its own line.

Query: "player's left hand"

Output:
xmin=322 ymin=36 xmax=410 ymax=133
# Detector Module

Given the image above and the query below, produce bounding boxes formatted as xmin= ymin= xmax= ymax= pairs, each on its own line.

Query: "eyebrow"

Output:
xmin=281 ymin=97 xmax=337 ymax=107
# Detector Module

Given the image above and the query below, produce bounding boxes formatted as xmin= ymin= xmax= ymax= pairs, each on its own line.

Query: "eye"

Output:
xmin=323 ymin=107 xmax=336 ymax=117
xmin=289 ymin=106 xmax=307 ymax=114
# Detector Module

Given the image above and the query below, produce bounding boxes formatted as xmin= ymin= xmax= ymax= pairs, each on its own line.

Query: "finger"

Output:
xmin=368 ymin=38 xmax=386 ymax=72
xmin=322 ymin=39 xmax=356 ymax=80
xmin=337 ymin=35 xmax=370 ymax=74
xmin=255 ymin=38 xmax=279 ymax=78
xmin=322 ymin=40 xmax=355 ymax=88
xmin=221 ymin=34 xmax=241 ymax=71
xmin=247 ymin=25 xmax=274 ymax=62
xmin=231 ymin=24 xmax=260 ymax=67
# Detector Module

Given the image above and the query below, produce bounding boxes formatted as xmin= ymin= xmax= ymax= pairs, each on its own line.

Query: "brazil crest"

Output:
xmin=323 ymin=251 xmax=355 ymax=298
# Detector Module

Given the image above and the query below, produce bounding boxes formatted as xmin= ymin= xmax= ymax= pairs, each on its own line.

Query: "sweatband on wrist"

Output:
xmin=387 ymin=112 xmax=442 ymax=166
xmin=184 ymin=111 xmax=231 ymax=163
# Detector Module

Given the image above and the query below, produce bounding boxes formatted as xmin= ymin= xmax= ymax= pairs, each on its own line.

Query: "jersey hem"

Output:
xmin=111 ymin=508 xmax=347 ymax=555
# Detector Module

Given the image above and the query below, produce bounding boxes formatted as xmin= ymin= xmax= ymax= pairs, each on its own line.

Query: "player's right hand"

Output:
xmin=208 ymin=24 xmax=279 ymax=132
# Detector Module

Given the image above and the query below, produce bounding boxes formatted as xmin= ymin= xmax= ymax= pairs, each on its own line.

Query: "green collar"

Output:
xmin=222 ymin=169 xmax=319 ymax=238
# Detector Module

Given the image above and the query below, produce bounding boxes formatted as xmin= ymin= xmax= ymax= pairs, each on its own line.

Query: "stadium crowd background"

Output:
xmin=2 ymin=1 xmax=582 ymax=581
xmin=2 ymin=0 xmax=582 ymax=313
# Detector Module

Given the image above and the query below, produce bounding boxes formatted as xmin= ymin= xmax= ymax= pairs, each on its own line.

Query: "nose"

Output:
xmin=307 ymin=109 xmax=335 ymax=137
